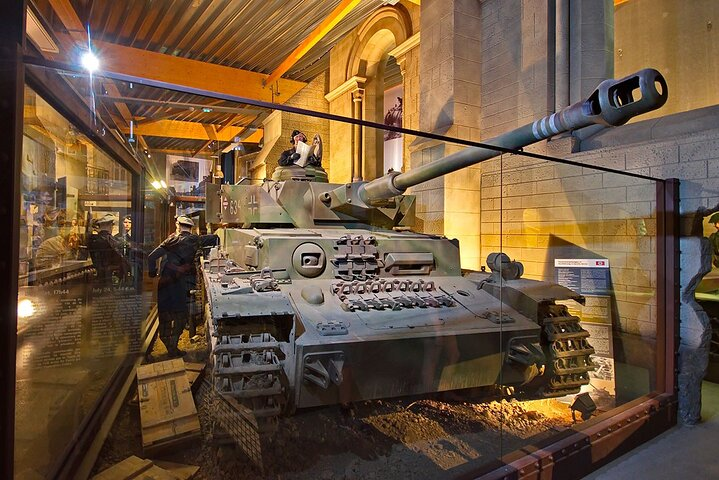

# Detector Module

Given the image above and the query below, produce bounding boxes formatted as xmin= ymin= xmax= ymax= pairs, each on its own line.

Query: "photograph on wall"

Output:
xmin=170 ymin=159 xmax=200 ymax=182
xmin=383 ymin=84 xmax=403 ymax=173
xmin=166 ymin=155 xmax=213 ymax=196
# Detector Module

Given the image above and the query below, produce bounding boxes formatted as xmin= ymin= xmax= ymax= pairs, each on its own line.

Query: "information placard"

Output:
xmin=555 ymin=258 xmax=616 ymax=409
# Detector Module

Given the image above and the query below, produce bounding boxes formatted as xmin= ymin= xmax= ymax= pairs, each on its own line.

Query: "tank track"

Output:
xmin=535 ymin=303 xmax=596 ymax=398
xmin=207 ymin=326 xmax=288 ymax=433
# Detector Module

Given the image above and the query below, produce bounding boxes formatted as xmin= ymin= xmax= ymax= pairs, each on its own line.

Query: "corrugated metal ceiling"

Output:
xmin=69 ymin=0 xmax=386 ymax=82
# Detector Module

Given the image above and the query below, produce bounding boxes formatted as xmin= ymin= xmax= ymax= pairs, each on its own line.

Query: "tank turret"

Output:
xmin=207 ymin=69 xmax=666 ymax=230
xmin=200 ymin=69 xmax=667 ymax=428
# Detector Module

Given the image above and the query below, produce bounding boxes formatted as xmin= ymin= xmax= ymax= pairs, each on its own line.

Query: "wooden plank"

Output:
xmin=137 ymin=465 xmax=180 ymax=480
xmin=137 ymin=360 xmax=201 ymax=455
xmin=118 ymin=119 xmax=247 ymax=142
xmin=90 ymin=456 xmax=152 ymax=480
xmin=264 ymin=0 xmax=362 ymax=86
xmin=48 ymin=0 xmax=86 ymax=43
xmin=152 ymin=461 xmax=199 ymax=480
xmin=94 ymin=39 xmax=305 ymax=103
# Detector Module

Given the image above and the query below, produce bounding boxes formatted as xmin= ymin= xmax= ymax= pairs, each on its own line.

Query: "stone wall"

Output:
xmin=261 ymin=72 xmax=330 ymax=179
xmin=479 ymin=110 xmax=719 ymax=423
xmin=479 ymin=155 xmax=658 ymax=339
xmin=478 ymin=0 xmax=554 ymax=140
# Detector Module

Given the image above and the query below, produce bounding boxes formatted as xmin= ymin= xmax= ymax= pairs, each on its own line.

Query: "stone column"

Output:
xmin=569 ymin=0 xmax=615 ymax=102
xmin=352 ymin=89 xmax=364 ymax=181
xmin=325 ymin=76 xmax=366 ymax=183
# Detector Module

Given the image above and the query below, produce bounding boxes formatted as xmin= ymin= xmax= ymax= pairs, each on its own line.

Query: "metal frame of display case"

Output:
xmin=464 ymin=180 xmax=679 ymax=480
xmin=2 ymin=11 xmax=680 ymax=480
xmin=0 ymin=2 xmax=25 ymax=478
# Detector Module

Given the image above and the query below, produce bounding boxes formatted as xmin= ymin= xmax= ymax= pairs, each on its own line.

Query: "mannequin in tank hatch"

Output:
xmin=147 ymin=215 xmax=219 ymax=357
xmin=278 ymin=130 xmax=323 ymax=167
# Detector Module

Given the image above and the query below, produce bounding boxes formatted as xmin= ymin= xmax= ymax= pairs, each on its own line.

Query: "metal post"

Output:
xmin=0 ymin=1 xmax=26 ymax=478
xmin=656 ymin=178 xmax=680 ymax=394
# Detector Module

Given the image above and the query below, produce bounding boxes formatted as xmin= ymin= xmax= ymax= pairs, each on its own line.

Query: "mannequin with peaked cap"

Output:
xmin=87 ymin=213 xmax=127 ymax=284
xmin=147 ymin=215 xmax=219 ymax=357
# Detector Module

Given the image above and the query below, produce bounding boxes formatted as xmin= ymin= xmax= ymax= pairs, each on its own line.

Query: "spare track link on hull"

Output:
xmin=539 ymin=303 xmax=596 ymax=398
xmin=211 ymin=330 xmax=287 ymax=432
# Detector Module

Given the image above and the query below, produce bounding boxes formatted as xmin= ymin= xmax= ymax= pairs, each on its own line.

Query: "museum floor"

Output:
xmin=584 ymin=381 xmax=719 ymax=479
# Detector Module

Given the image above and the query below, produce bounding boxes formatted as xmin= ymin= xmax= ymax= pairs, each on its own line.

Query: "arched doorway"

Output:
xmin=345 ymin=6 xmax=411 ymax=181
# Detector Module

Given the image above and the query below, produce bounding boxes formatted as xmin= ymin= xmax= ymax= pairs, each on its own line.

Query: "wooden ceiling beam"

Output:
xmin=93 ymin=40 xmax=307 ymax=103
xmin=96 ymin=94 xmax=264 ymax=116
xmin=117 ymin=119 xmax=263 ymax=142
xmin=264 ymin=0 xmax=362 ymax=87
xmin=48 ymin=0 xmax=87 ymax=44
xmin=193 ymin=114 xmax=242 ymax=157
xmin=48 ymin=0 xmax=307 ymax=103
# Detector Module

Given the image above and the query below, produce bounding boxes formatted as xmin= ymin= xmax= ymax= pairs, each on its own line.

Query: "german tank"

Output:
xmin=199 ymin=69 xmax=667 ymax=425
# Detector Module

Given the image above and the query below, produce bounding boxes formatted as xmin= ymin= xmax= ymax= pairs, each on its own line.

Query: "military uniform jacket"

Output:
xmin=148 ymin=231 xmax=219 ymax=312
xmin=87 ymin=230 xmax=127 ymax=283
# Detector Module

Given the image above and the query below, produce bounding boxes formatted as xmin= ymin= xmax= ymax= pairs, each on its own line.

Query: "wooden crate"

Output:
xmin=91 ymin=456 xmax=198 ymax=480
xmin=183 ymin=362 xmax=206 ymax=394
xmin=137 ymin=359 xmax=201 ymax=455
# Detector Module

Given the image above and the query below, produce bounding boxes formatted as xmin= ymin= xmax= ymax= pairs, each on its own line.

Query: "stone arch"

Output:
xmin=345 ymin=5 xmax=411 ymax=181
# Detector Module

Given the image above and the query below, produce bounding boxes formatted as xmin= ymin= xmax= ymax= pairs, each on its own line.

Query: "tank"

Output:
xmin=199 ymin=69 xmax=667 ymax=425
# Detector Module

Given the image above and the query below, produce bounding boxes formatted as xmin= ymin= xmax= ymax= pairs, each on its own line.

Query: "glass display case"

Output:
xmin=7 ymin=59 xmax=679 ymax=480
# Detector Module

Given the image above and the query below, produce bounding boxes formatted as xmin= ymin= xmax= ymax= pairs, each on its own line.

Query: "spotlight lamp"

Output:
xmin=80 ymin=50 xmax=100 ymax=72
xmin=151 ymin=180 xmax=162 ymax=190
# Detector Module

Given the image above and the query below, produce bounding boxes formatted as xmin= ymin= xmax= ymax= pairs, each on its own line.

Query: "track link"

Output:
xmin=537 ymin=304 xmax=596 ymax=398
xmin=208 ymin=328 xmax=288 ymax=432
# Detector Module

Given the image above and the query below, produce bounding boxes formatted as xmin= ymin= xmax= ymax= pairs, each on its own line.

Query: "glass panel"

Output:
xmin=16 ymin=85 xmax=145 ymax=478
xmin=15 ymin=65 xmax=663 ymax=478
xmin=491 ymin=152 xmax=659 ymax=458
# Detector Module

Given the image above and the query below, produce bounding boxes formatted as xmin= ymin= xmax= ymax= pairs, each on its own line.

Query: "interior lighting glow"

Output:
xmin=151 ymin=180 xmax=162 ymax=189
xmin=160 ymin=180 xmax=168 ymax=188
xmin=81 ymin=51 xmax=100 ymax=72
xmin=18 ymin=299 xmax=35 ymax=318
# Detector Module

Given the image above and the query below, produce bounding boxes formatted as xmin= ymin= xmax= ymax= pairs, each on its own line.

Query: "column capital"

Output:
xmin=325 ymin=75 xmax=367 ymax=102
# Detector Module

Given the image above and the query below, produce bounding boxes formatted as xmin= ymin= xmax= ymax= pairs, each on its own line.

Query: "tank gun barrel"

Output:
xmin=355 ymin=68 xmax=667 ymax=203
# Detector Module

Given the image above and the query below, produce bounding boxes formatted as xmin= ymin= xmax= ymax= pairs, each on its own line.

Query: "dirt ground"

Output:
xmin=93 ymin=326 xmax=579 ymax=480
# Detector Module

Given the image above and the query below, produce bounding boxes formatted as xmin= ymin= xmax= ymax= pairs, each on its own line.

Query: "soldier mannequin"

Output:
xmin=148 ymin=215 xmax=219 ymax=357
xmin=278 ymin=129 xmax=322 ymax=167
xmin=87 ymin=213 xmax=127 ymax=284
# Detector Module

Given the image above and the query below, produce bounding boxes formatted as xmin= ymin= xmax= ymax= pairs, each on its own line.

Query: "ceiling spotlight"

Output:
xmin=151 ymin=180 xmax=161 ymax=189
xmin=160 ymin=180 xmax=168 ymax=188
xmin=80 ymin=50 xmax=100 ymax=72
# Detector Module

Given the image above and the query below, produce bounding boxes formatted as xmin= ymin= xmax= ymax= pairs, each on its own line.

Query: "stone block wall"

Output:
xmin=479 ymin=155 xmax=658 ymax=339
xmin=262 ymin=72 xmax=330 ymax=178
xmin=478 ymin=0 xmax=553 ymax=140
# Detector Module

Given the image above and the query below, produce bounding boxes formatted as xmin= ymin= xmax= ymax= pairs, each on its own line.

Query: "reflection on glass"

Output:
xmin=15 ymin=65 xmax=667 ymax=480
xmin=15 ymin=86 xmax=148 ymax=478
xmin=485 ymin=156 xmax=659 ymax=460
